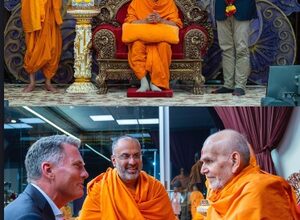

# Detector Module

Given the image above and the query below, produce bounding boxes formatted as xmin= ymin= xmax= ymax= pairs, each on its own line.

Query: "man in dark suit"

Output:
xmin=212 ymin=0 xmax=257 ymax=96
xmin=4 ymin=135 xmax=89 ymax=219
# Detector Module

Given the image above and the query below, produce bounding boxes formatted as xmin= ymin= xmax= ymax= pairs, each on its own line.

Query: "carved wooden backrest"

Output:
xmin=287 ymin=172 xmax=300 ymax=204
xmin=93 ymin=0 xmax=209 ymax=28
xmin=93 ymin=0 xmax=209 ymax=94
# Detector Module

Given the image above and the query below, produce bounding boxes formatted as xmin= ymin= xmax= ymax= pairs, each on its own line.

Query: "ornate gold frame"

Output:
xmin=92 ymin=0 xmax=213 ymax=94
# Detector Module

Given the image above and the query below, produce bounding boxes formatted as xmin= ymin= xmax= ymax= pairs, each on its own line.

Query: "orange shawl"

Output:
xmin=190 ymin=191 xmax=204 ymax=220
xmin=124 ymin=0 xmax=182 ymax=89
xmin=79 ymin=168 xmax=176 ymax=219
xmin=124 ymin=0 xmax=182 ymax=28
xmin=21 ymin=0 xmax=62 ymax=78
xmin=206 ymin=164 xmax=300 ymax=219
xmin=21 ymin=0 xmax=62 ymax=32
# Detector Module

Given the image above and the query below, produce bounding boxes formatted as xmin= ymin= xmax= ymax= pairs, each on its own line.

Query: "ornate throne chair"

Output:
xmin=92 ymin=0 xmax=213 ymax=94
xmin=287 ymin=172 xmax=300 ymax=206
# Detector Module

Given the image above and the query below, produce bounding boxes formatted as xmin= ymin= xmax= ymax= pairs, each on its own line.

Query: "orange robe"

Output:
xmin=21 ymin=0 xmax=62 ymax=79
xmin=189 ymin=160 xmax=206 ymax=190
xmin=78 ymin=168 xmax=176 ymax=219
xmin=206 ymin=164 xmax=300 ymax=219
xmin=124 ymin=0 xmax=183 ymax=89
xmin=189 ymin=191 xmax=204 ymax=220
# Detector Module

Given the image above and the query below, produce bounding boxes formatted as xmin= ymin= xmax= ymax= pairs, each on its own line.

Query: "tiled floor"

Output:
xmin=4 ymin=84 xmax=266 ymax=106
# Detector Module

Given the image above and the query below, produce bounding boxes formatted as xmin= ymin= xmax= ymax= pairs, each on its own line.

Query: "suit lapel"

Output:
xmin=24 ymin=184 xmax=56 ymax=220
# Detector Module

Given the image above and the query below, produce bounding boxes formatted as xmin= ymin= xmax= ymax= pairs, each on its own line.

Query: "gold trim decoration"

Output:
xmin=66 ymin=6 xmax=100 ymax=93
xmin=93 ymin=29 xmax=116 ymax=59
xmin=72 ymin=0 xmax=94 ymax=7
xmin=93 ymin=0 xmax=212 ymax=94
xmin=184 ymin=29 xmax=208 ymax=59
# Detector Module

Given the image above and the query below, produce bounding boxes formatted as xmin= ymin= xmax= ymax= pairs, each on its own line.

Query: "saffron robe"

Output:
xmin=189 ymin=191 xmax=204 ymax=220
xmin=189 ymin=160 xmax=206 ymax=190
xmin=206 ymin=164 xmax=300 ymax=219
xmin=78 ymin=168 xmax=176 ymax=219
xmin=124 ymin=0 xmax=182 ymax=89
xmin=21 ymin=0 xmax=62 ymax=79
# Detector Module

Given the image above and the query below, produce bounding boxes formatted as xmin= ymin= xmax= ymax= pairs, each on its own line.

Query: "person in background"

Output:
xmin=189 ymin=183 xmax=204 ymax=220
xmin=21 ymin=0 xmax=63 ymax=92
xmin=78 ymin=136 xmax=176 ymax=219
xmin=170 ymin=180 xmax=184 ymax=219
xmin=188 ymin=152 xmax=206 ymax=195
xmin=212 ymin=0 xmax=257 ymax=96
xmin=171 ymin=167 xmax=190 ymax=191
xmin=200 ymin=129 xmax=300 ymax=219
xmin=4 ymin=135 xmax=89 ymax=220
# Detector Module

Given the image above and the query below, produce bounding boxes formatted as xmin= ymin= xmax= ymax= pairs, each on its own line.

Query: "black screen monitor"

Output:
xmin=263 ymin=65 xmax=300 ymax=106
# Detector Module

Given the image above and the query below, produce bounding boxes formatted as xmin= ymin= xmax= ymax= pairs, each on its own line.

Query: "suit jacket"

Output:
xmin=215 ymin=0 xmax=257 ymax=21
xmin=4 ymin=184 xmax=55 ymax=220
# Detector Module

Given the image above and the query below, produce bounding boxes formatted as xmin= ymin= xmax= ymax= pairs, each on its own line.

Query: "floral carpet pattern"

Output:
xmin=4 ymin=84 xmax=266 ymax=106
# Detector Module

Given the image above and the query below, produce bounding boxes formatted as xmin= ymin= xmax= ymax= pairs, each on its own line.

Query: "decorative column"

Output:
xmin=66 ymin=0 xmax=99 ymax=93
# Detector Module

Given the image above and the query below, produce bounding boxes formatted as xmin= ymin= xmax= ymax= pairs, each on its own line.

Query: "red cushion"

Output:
xmin=115 ymin=2 xmax=131 ymax=24
xmin=127 ymin=88 xmax=173 ymax=97
xmin=93 ymin=24 xmax=186 ymax=59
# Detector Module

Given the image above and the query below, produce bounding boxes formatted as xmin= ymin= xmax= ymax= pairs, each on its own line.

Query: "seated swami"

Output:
xmin=123 ymin=0 xmax=183 ymax=92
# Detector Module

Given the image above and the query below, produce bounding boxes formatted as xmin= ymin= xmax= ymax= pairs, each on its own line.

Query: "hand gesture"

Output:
xmin=146 ymin=11 xmax=162 ymax=24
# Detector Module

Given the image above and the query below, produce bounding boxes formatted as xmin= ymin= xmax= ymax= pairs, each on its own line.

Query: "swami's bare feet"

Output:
xmin=150 ymin=82 xmax=162 ymax=92
xmin=137 ymin=76 xmax=150 ymax=92
xmin=22 ymin=84 xmax=36 ymax=93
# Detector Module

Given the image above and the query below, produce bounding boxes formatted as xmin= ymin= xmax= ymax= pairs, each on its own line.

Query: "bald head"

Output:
xmin=111 ymin=136 xmax=143 ymax=185
xmin=200 ymin=130 xmax=251 ymax=190
xmin=203 ymin=129 xmax=250 ymax=166
xmin=112 ymin=136 xmax=141 ymax=154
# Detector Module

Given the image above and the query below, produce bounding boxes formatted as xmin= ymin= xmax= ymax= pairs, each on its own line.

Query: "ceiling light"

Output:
xmin=22 ymin=106 xmax=111 ymax=162
xmin=90 ymin=115 xmax=114 ymax=121
xmin=127 ymin=133 xmax=151 ymax=138
xmin=4 ymin=124 xmax=14 ymax=129
xmin=116 ymin=119 xmax=138 ymax=125
xmin=19 ymin=118 xmax=45 ymax=124
xmin=6 ymin=123 xmax=32 ymax=129
xmin=138 ymin=118 xmax=159 ymax=124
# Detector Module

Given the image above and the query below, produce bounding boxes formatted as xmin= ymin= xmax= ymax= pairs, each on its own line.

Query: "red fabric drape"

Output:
xmin=214 ymin=107 xmax=293 ymax=174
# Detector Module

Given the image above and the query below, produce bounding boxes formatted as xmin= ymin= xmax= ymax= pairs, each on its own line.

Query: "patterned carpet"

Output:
xmin=4 ymin=83 xmax=266 ymax=106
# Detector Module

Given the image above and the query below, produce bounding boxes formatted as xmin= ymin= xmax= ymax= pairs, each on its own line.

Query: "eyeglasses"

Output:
xmin=115 ymin=153 xmax=142 ymax=161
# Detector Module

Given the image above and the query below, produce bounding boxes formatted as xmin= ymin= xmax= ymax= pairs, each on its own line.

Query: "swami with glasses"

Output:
xmin=78 ymin=135 xmax=176 ymax=219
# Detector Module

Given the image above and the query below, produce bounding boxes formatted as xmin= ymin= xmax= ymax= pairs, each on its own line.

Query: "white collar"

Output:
xmin=31 ymin=183 xmax=63 ymax=219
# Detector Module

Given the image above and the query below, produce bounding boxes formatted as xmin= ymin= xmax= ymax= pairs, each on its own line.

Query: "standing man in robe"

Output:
xmin=124 ymin=0 xmax=183 ymax=92
xmin=4 ymin=135 xmax=89 ymax=219
xmin=188 ymin=152 xmax=206 ymax=194
xmin=212 ymin=0 xmax=257 ymax=96
xmin=21 ymin=0 xmax=63 ymax=92
xmin=200 ymin=129 xmax=300 ymax=219
xmin=78 ymin=136 xmax=177 ymax=219
xmin=189 ymin=183 xmax=204 ymax=220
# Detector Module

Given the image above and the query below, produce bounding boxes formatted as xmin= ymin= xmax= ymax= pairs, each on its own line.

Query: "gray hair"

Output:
xmin=112 ymin=135 xmax=141 ymax=155
xmin=221 ymin=129 xmax=250 ymax=165
xmin=25 ymin=135 xmax=81 ymax=183
xmin=206 ymin=129 xmax=250 ymax=165
xmin=227 ymin=130 xmax=250 ymax=165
